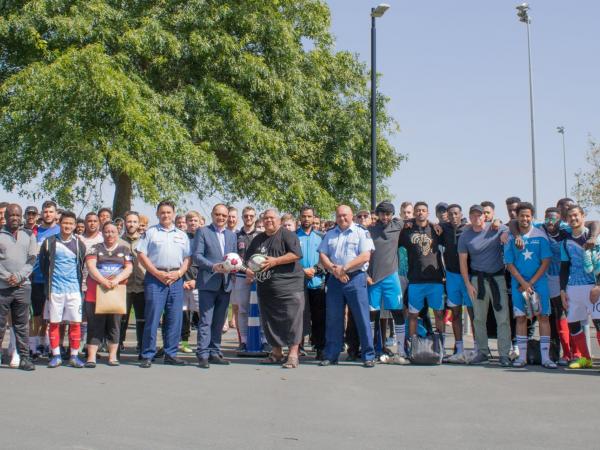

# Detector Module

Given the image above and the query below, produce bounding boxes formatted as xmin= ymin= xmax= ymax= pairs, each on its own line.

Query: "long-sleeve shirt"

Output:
xmin=0 ymin=227 xmax=38 ymax=289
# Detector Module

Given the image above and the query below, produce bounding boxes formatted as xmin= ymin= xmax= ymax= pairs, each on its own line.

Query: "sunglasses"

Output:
xmin=357 ymin=215 xmax=369 ymax=219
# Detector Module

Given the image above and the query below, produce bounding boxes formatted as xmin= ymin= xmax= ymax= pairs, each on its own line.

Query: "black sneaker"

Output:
xmin=363 ymin=360 xmax=376 ymax=368
xmin=19 ymin=358 xmax=35 ymax=371
xmin=319 ymin=359 xmax=338 ymax=366
xmin=164 ymin=354 xmax=186 ymax=366
xmin=140 ymin=359 xmax=152 ymax=368
xmin=208 ymin=355 xmax=230 ymax=365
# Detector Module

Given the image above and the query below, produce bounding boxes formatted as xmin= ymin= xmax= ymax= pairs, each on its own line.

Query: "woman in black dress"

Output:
xmin=246 ymin=208 xmax=305 ymax=368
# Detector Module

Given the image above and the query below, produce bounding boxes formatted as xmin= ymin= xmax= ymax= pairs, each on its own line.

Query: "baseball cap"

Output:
xmin=375 ymin=201 xmax=395 ymax=215
xmin=469 ymin=204 xmax=484 ymax=214
xmin=356 ymin=209 xmax=370 ymax=217
xmin=24 ymin=206 xmax=38 ymax=215
xmin=435 ymin=202 xmax=448 ymax=213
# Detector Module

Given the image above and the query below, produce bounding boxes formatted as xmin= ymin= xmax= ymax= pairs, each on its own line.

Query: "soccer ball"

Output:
xmin=247 ymin=253 xmax=268 ymax=273
xmin=223 ymin=253 xmax=243 ymax=273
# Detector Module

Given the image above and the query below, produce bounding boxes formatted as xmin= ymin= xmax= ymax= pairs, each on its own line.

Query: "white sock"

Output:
xmin=540 ymin=335 xmax=551 ymax=364
xmin=51 ymin=347 xmax=61 ymax=356
xmin=70 ymin=348 xmax=79 ymax=356
xmin=394 ymin=324 xmax=406 ymax=356
xmin=456 ymin=340 xmax=464 ymax=354
xmin=29 ymin=336 xmax=37 ymax=352
xmin=516 ymin=335 xmax=528 ymax=362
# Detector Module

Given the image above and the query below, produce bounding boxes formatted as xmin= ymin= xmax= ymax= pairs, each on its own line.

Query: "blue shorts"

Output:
xmin=408 ymin=283 xmax=444 ymax=313
xmin=445 ymin=271 xmax=472 ymax=308
xmin=511 ymin=277 xmax=550 ymax=317
xmin=368 ymin=273 xmax=403 ymax=311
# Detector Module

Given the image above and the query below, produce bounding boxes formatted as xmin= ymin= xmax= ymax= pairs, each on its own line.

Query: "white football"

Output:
xmin=223 ymin=252 xmax=243 ymax=273
xmin=247 ymin=253 xmax=268 ymax=273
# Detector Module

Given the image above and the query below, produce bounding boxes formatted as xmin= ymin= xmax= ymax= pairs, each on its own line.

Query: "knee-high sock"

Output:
xmin=49 ymin=323 xmax=61 ymax=355
xmin=540 ymin=335 xmax=551 ymax=364
xmin=570 ymin=330 xmax=590 ymax=360
xmin=556 ymin=317 xmax=572 ymax=359
xmin=68 ymin=323 xmax=81 ymax=356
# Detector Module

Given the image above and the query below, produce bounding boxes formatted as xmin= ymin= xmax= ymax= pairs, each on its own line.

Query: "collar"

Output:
xmin=157 ymin=223 xmax=176 ymax=232
xmin=125 ymin=232 xmax=140 ymax=241
xmin=212 ymin=223 xmax=225 ymax=233
xmin=335 ymin=224 xmax=355 ymax=234
xmin=297 ymin=227 xmax=314 ymax=237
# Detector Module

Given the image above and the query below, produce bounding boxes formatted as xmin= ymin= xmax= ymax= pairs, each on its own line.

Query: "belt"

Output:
xmin=472 ymin=269 xmax=504 ymax=312
xmin=346 ymin=270 xmax=365 ymax=278
xmin=156 ymin=267 xmax=180 ymax=272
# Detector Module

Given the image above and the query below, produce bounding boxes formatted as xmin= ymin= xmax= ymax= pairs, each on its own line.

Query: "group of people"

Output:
xmin=0 ymin=195 xmax=598 ymax=372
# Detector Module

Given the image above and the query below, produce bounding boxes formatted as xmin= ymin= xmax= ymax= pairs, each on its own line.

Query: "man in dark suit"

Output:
xmin=193 ymin=204 xmax=237 ymax=368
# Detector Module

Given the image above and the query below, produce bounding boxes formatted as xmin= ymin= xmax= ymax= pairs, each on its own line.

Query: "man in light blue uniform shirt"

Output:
xmin=137 ymin=201 xmax=191 ymax=368
xmin=297 ymin=206 xmax=326 ymax=360
xmin=318 ymin=205 xmax=375 ymax=367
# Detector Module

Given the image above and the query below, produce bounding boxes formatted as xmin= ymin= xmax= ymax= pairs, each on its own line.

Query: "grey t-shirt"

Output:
xmin=457 ymin=224 xmax=507 ymax=274
xmin=367 ymin=219 xmax=403 ymax=283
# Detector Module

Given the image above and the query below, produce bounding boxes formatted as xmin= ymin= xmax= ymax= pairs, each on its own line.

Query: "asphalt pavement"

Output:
xmin=1 ymin=328 xmax=598 ymax=450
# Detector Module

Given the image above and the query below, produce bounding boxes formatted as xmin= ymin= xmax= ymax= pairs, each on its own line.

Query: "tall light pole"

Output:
xmin=516 ymin=3 xmax=537 ymax=212
xmin=557 ymin=126 xmax=567 ymax=197
xmin=370 ymin=3 xmax=390 ymax=210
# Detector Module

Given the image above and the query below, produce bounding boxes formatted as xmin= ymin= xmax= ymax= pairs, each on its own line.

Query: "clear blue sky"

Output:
xmin=2 ymin=1 xmax=598 ymax=222
xmin=328 ymin=0 xmax=599 ymax=220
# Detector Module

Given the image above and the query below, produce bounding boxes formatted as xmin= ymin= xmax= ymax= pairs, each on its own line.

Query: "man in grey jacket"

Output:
xmin=0 ymin=204 xmax=38 ymax=370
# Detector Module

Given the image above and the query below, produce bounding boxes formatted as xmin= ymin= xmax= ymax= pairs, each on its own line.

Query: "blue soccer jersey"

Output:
xmin=504 ymin=226 xmax=552 ymax=280
xmin=533 ymin=223 xmax=566 ymax=277
xmin=31 ymin=224 xmax=60 ymax=284
xmin=52 ymin=237 xmax=81 ymax=295
xmin=561 ymin=227 xmax=598 ymax=286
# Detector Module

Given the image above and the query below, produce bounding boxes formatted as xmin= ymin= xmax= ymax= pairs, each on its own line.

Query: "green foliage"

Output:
xmin=574 ymin=138 xmax=600 ymax=209
xmin=0 ymin=0 xmax=402 ymax=214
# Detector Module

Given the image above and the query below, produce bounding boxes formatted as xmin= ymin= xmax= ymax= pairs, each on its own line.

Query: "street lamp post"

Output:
xmin=516 ymin=3 xmax=537 ymax=212
xmin=370 ymin=3 xmax=390 ymax=211
xmin=557 ymin=126 xmax=567 ymax=197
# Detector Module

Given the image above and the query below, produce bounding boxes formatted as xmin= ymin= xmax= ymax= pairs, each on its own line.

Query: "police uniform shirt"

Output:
xmin=136 ymin=224 xmax=191 ymax=269
xmin=318 ymin=223 xmax=375 ymax=272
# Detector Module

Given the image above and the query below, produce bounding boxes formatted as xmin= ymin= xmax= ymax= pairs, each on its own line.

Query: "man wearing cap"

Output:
xmin=137 ymin=200 xmax=191 ymax=368
xmin=367 ymin=201 xmax=408 ymax=364
xmin=458 ymin=204 xmax=511 ymax=366
xmin=435 ymin=203 xmax=449 ymax=224
xmin=24 ymin=206 xmax=39 ymax=236
xmin=318 ymin=205 xmax=376 ymax=367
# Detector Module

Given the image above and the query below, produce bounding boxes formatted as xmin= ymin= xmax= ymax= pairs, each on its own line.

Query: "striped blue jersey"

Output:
xmin=504 ymin=226 xmax=552 ymax=280
xmin=52 ymin=237 xmax=81 ymax=295
xmin=533 ymin=223 xmax=567 ymax=277
xmin=561 ymin=227 xmax=598 ymax=286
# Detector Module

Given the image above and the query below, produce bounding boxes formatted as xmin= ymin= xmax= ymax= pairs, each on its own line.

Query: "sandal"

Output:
xmin=282 ymin=356 xmax=299 ymax=369
xmin=84 ymin=361 xmax=96 ymax=368
xmin=259 ymin=353 xmax=285 ymax=364
xmin=107 ymin=360 xmax=120 ymax=367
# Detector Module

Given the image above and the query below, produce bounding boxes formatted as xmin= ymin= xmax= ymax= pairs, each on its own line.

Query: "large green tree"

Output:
xmin=575 ymin=138 xmax=600 ymax=209
xmin=0 ymin=0 xmax=401 ymax=216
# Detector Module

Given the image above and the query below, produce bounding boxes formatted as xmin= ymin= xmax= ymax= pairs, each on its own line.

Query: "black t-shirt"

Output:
xmin=399 ymin=223 xmax=445 ymax=284
xmin=236 ymin=227 xmax=260 ymax=260
xmin=368 ymin=219 xmax=402 ymax=283
xmin=439 ymin=222 xmax=467 ymax=274
xmin=246 ymin=227 xmax=304 ymax=295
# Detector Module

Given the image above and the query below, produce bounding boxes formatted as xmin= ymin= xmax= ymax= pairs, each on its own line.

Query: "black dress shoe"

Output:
xmin=19 ymin=358 xmax=35 ymax=371
xmin=197 ymin=358 xmax=210 ymax=369
xmin=164 ymin=354 xmax=185 ymax=366
xmin=315 ymin=350 xmax=325 ymax=361
xmin=209 ymin=355 xmax=230 ymax=365
xmin=363 ymin=360 xmax=376 ymax=368
xmin=140 ymin=359 xmax=152 ymax=368
xmin=319 ymin=359 xmax=338 ymax=366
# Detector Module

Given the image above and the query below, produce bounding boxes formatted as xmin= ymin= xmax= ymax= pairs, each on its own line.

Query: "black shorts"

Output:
xmin=30 ymin=283 xmax=46 ymax=317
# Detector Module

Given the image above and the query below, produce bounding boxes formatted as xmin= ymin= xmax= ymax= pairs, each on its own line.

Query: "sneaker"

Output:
xmin=446 ymin=352 xmax=466 ymax=364
xmin=19 ymin=358 xmax=35 ymax=371
xmin=508 ymin=348 xmax=519 ymax=361
xmin=512 ymin=359 xmax=526 ymax=368
xmin=388 ymin=354 xmax=410 ymax=365
xmin=499 ymin=356 xmax=512 ymax=367
xmin=9 ymin=352 xmax=20 ymax=368
xmin=568 ymin=357 xmax=593 ymax=369
xmin=67 ymin=356 xmax=85 ymax=368
xmin=542 ymin=360 xmax=558 ymax=369
xmin=467 ymin=352 xmax=489 ymax=365
xmin=47 ymin=355 xmax=62 ymax=368
xmin=179 ymin=342 xmax=194 ymax=354
xmin=557 ymin=358 xmax=569 ymax=367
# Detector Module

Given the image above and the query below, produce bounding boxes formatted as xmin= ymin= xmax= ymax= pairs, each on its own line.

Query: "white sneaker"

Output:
xmin=446 ymin=352 xmax=466 ymax=364
xmin=512 ymin=359 xmax=526 ymax=368
xmin=508 ymin=348 xmax=519 ymax=361
xmin=542 ymin=360 xmax=558 ymax=369
xmin=9 ymin=351 xmax=20 ymax=368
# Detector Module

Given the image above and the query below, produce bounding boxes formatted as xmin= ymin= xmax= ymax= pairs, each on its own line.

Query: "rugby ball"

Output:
xmin=223 ymin=252 xmax=243 ymax=273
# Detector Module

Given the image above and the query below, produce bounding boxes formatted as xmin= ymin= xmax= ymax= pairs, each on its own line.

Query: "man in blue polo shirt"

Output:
xmin=297 ymin=206 xmax=325 ymax=360
xmin=137 ymin=200 xmax=191 ymax=368
xmin=504 ymin=202 xmax=554 ymax=368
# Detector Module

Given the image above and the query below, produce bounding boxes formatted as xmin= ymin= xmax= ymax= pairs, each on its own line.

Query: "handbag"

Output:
xmin=95 ymin=284 xmax=127 ymax=314
xmin=409 ymin=333 xmax=444 ymax=365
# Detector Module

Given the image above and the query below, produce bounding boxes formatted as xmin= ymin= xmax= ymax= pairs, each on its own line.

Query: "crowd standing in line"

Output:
xmin=0 ymin=195 xmax=599 ymax=372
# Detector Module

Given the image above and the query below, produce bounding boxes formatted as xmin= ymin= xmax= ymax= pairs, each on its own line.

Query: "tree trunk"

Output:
xmin=111 ymin=170 xmax=132 ymax=218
